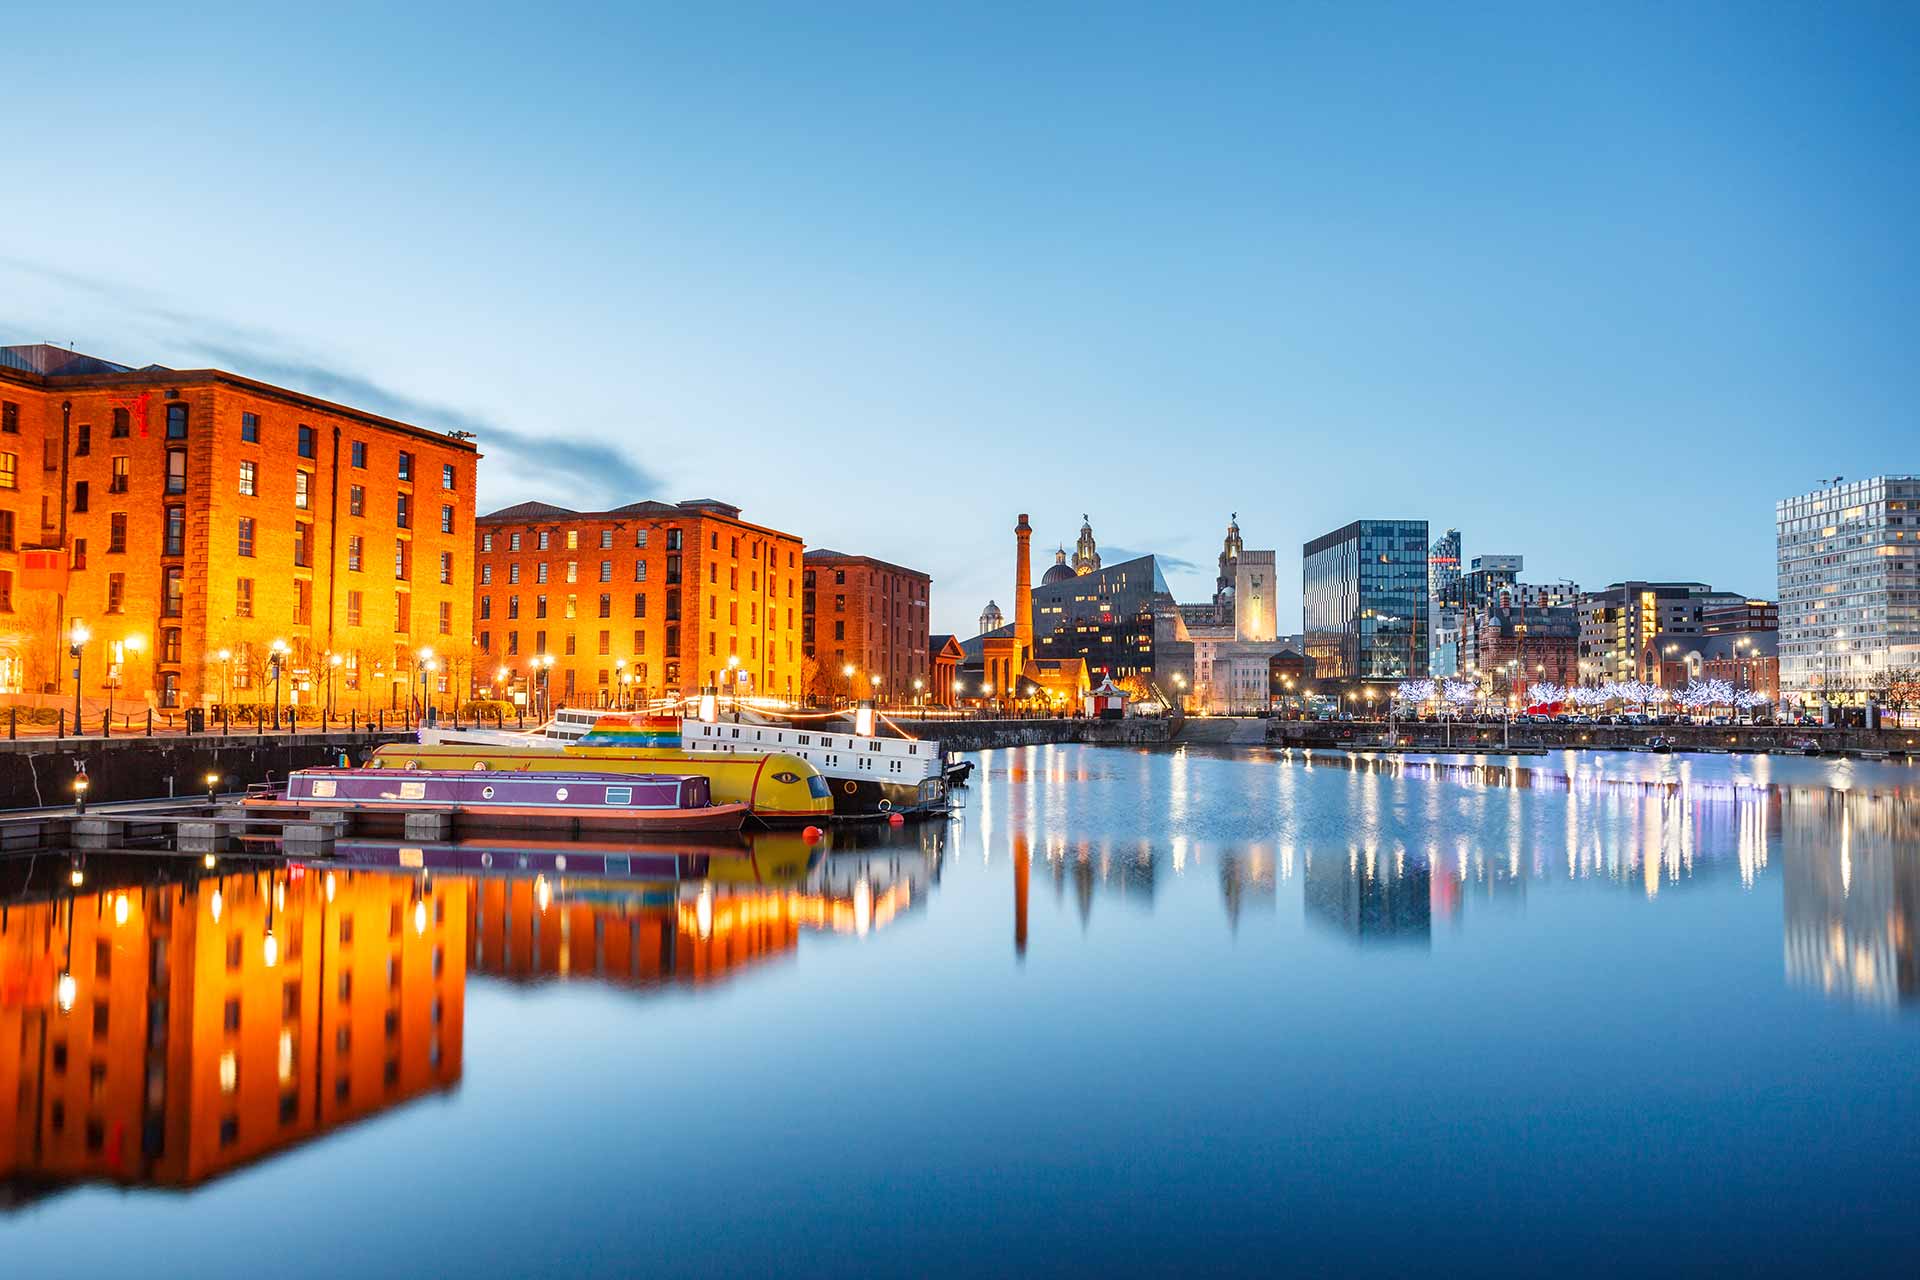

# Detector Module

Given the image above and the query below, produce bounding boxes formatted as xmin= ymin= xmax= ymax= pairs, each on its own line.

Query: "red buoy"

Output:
xmin=803 ymin=826 xmax=823 ymax=842
xmin=887 ymin=812 xmax=905 ymax=827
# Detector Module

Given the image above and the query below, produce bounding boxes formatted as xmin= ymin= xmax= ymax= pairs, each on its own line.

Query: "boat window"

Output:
xmin=606 ymin=786 xmax=633 ymax=805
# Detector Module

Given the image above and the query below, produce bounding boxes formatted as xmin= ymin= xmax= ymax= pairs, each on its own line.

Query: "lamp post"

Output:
xmin=869 ymin=672 xmax=881 ymax=709
xmin=268 ymin=639 xmax=289 ymax=730
xmin=417 ymin=647 xmax=436 ymax=725
xmin=538 ymin=653 xmax=556 ymax=718
xmin=841 ymin=663 xmax=855 ymax=709
xmin=217 ymin=647 xmax=232 ymax=711
xmin=68 ymin=621 xmax=90 ymax=735
xmin=614 ymin=658 xmax=627 ymax=709
xmin=327 ymin=652 xmax=342 ymax=720
xmin=728 ymin=654 xmax=742 ymax=720
xmin=912 ymin=677 xmax=923 ymax=708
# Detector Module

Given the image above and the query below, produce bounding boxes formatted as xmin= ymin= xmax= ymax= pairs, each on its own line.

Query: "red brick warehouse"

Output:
xmin=0 ymin=343 xmax=477 ymax=716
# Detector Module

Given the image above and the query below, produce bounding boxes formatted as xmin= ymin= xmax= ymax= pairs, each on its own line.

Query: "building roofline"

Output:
xmin=475 ymin=498 xmax=801 ymax=542
xmin=803 ymin=549 xmax=930 ymax=580
xmin=0 ymin=360 xmax=479 ymax=453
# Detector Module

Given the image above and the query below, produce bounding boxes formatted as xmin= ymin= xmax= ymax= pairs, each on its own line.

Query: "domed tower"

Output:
xmin=979 ymin=599 xmax=1004 ymax=636
xmin=1072 ymin=514 xmax=1101 ymax=575
xmin=1214 ymin=513 xmax=1243 ymax=617
xmin=1042 ymin=546 xmax=1076 ymax=586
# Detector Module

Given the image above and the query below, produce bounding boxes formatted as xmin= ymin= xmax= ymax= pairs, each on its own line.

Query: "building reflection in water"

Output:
xmin=0 ymin=856 xmax=464 ymax=1200
xmin=1041 ymin=835 xmax=1157 ymax=928
xmin=1303 ymin=847 xmax=1433 ymax=946
xmin=1219 ymin=845 xmax=1277 ymax=931
xmin=1780 ymin=789 xmax=1920 ymax=1012
xmin=466 ymin=825 xmax=947 ymax=990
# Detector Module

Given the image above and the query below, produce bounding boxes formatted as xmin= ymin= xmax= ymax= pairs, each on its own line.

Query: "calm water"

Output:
xmin=4 ymin=744 xmax=1920 ymax=1275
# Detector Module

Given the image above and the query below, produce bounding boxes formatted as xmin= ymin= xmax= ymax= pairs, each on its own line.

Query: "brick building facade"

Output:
xmin=801 ymin=550 xmax=931 ymax=703
xmin=0 ymin=344 xmax=476 ymax=714
xmin=1462 ymin=601 xmax=1581 ymax=701
xmin=473 ymin=499 xmax=802 ymax=706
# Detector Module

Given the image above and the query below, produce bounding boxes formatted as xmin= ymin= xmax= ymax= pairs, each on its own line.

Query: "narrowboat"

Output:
xmin=263 ymin=768 xmax=750 ymax=833
xmin=363 ymin=737 xmax=832 ymax=826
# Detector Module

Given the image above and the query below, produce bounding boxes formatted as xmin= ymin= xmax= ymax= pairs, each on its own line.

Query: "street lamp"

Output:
xmin=268 ymin=638 xmax=290 ymax=729
xmin=614 ymin=658 xmax=627 ymax=709
xmin=217 ymin=647 xmax=233 ymax=710
xmin=538 ymin=653 xmax=556 ymax=718
xmin=728 ymin=653 xmax=742 ymax=719
xmin=68 ymin=621 xmax=90 ymax=734
xmin=841 ymin=663 xmax=855 ymax=708
xmin=327 ymin=652 xmax=342 ymax=718
xmin=418 ymin=647 xmax=438 ymax=725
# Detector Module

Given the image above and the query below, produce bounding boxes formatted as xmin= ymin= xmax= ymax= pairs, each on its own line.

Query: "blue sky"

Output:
xmin=4 ymin=2 xmax=1915 ymax=635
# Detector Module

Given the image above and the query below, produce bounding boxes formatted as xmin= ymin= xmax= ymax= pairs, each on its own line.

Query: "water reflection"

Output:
xmin=1304 ymin=848 xmax=1432 ymax=946
xmin=0 ymin=857 xmax=463 ymax=1200
xmin=0 ymin=823 xmax=947 ymax=1205
xmin=3 ymin=746 xmax=1918 ymax=1239
xmin=1780 ymin=789 xmax=1920 ymax=1011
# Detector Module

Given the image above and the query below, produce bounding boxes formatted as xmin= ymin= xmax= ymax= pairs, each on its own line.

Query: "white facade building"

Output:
xmin=1776 ymin=476 xmax=1920 ymax=707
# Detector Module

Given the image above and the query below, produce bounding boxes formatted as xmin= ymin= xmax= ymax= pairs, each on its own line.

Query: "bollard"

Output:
xmin=58 ymin=709 xmax=66 ymax=737
xmin=6 ymin=706 xmax=13 ymax=740
xmin=147 ymin=709 xmax=154 ymax=736
xmin=104 ymin=710 xmax=111 ymax=739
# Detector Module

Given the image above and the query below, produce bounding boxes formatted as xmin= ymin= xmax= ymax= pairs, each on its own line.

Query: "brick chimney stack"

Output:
xmin=1014 ymin=513 xmax=1034 ymax=659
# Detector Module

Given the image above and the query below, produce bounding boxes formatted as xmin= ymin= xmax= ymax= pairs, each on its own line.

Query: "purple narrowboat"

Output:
xmin=257 ymin=768 xmax=748 ymax=833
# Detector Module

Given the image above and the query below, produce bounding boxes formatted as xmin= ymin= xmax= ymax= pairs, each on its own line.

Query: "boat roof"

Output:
xmin=297 ymin=767 xmax=704 ymax=783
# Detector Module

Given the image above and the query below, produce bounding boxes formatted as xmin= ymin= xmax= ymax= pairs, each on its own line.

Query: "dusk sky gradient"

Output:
xmin=5 ymin=1 xmax=1916 ymax=636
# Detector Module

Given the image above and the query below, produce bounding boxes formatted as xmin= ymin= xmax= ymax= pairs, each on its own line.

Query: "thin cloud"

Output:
xmin=1 ymin=257 xmax=659 ymax=509
xmin=185 ymin=342 xmax=659 ymax=506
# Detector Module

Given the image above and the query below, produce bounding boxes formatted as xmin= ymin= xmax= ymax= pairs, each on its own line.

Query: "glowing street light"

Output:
xmin=269 ymin=638 xmax=290 ymax=729
xmin=68 ymin=621 xmax=90 ymax=734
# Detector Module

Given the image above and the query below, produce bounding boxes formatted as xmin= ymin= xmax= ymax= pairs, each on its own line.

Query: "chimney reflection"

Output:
xmin=0 ymin=859 xmax=465 ymax=1197
xmin=1014 ymin=832 xmax=1029 ymax=960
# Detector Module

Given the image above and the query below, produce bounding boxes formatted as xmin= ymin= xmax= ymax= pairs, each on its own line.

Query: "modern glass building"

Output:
xmin=1776 ymin=476 xmax=1920 ymax=710
xmin=1302 ymin=519 xmax=1430 ymax=681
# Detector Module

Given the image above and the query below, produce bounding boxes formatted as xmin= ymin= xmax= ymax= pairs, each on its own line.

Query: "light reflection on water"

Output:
xmin=1 ymin=743 xmax=1918 ymax=1274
